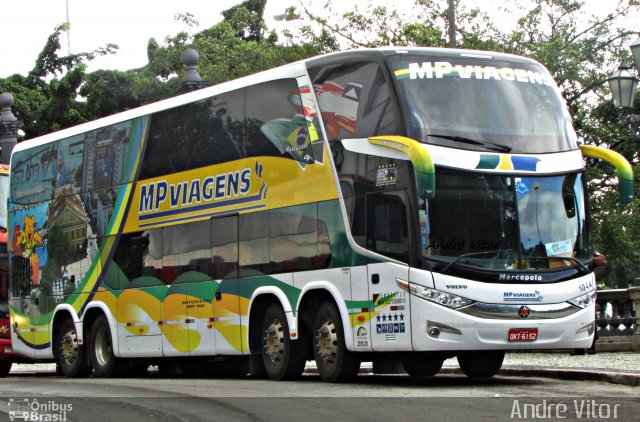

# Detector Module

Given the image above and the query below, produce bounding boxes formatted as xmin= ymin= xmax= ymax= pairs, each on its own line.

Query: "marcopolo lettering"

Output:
xmin=498 ymin=274 xmax=543 ymax=282
xmin=407 ymin=61 xmax=553 ymax=86
xmin=139 ymin=168 xmax=252 ymax=214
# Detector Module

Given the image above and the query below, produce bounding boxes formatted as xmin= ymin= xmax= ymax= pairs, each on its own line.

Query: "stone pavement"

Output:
xmin=444 ymin=351 xmax=640 ymax=386
xmin=9 ymin=351 xmax=640 ymax=386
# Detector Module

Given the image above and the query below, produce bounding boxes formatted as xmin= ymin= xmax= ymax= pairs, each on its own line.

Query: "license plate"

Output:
xmin=3 ymin=346 xmax=12 ymax=354
xmin=508 ymin=328 xmax=538 ymax=342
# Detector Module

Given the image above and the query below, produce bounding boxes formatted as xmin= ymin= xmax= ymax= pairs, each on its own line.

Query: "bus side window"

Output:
xmin=309 ymin=61 xmax=398 ymax=141
xmin=140 ymin=90 xmax=246 ymax=180
xmin=142 ymin=229 xmax=163 ymax=282
xmin=114 ymin=232 xmax=150 ymax=285
xmin=270 ymin=204 xmax=321 ymax=274
xmin=211 ymin=215 xmax=238 ymax=280
xmin=161 ymin=220 xmax=213 ymax=284
xmin=239 ymin=212 xmax=270 ymax=276
xmin=246 ymin=79 xmax=314 ymax=163
xmin=367 ymin=192 xmax=409 ymax=262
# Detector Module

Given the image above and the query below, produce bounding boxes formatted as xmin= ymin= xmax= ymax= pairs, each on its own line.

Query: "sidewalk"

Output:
xmin=10 ymin=352 xmax=640 ymax=386
xmin=488 ymin=351 xmax=640 ymax=386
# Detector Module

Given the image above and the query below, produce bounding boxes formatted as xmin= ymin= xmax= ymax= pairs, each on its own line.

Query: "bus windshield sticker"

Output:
xmin=515 ymin=177 xmax=531 ymax=195
xmin=544 ymin=239 xmax=573 ymax=257
xmin=375 ymin=164 xmax=397 ymax=187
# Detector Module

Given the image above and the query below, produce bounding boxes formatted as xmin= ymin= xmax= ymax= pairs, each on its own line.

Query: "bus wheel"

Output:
xmin=58 ymin=319 xmax=92 ymax=377
xmin=89 ymin=315 xmax=120 ymax=377
xmin=457 ymin=350 xmax=505 ymax=378
xmin=402 ymin=354 xmax=443 ymax=377
xmin=261 ymin=303 xmax=306 ymax=380
xmin=0 ymin=360 xmax=12 ymax=377
xmin=312 ymin=302 xmax=360 ymax=382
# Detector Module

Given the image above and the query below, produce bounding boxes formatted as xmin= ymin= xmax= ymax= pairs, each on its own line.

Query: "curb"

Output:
xmin=497 ymin=368 xmax=640 ymax=387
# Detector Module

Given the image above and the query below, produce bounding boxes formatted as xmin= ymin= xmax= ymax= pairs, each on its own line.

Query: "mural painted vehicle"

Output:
xmin=8 ymin=48 xmax=632 ymax=382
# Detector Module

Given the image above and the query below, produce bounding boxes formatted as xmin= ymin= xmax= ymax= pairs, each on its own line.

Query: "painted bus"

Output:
xmin=8 ymin=48 xmax=633 ymax=381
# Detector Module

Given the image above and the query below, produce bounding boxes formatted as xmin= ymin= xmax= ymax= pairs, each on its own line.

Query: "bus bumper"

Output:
xmin=409 ymin=298 xmax=595 ymax=351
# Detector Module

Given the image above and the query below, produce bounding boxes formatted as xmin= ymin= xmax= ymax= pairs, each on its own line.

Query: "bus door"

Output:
xmin=365 ymin=191 xmax=412 ymax=351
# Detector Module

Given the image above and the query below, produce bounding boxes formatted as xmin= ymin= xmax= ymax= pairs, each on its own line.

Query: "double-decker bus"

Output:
xmin=8 ymin=48 xmax=632 ymax=381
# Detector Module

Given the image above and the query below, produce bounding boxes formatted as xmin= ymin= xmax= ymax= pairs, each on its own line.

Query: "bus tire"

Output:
xmin=402 ymin=354 xmax=443 ymax=377
xmin=261 ymin=303 xmax=306 ymax=380
xmin=457 ymin=350 xmax=505 ymax=379
xmin=57 ymin=319 xmax=92 ymax=377
xmin=312 ymin=301 xmax=360 ymax=382
xmin=89 ymin=315 xmax=120 ymax=377
xmin=0 ymin=360 xmax=12 ymax=377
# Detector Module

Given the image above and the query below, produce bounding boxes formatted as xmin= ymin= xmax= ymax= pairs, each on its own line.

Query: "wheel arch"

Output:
xmin=51 ymin=305 xmax=80 ymax=360
xmin=81 ymin=302 xmax=120 ymax=357
xmin=247 ymin=290 xmax=286 ymax=354
xmin=296 ymin=282 xmax=354 ymax=351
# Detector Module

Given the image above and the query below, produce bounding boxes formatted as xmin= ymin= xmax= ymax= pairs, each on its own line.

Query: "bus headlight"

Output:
xmin=397 ymin=279 xmax=474 ymax=309
xmin=568 ymin=290 xmax=597 ymax=308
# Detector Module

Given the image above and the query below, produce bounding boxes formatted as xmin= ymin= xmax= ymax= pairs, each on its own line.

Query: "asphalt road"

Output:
xmin=1 ymin=372 xmax=638 ymax=421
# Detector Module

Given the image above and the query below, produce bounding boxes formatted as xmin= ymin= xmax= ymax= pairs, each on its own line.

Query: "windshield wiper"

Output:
xmin=426 ymin=134 xmax=512 ymax=153
xmin=441 ymin=249 xmax=516 ymax=273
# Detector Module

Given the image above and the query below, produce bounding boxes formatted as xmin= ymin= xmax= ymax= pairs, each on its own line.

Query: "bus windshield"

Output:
xmin=423 ymin=169 xmax=591 ymax=272
xmin=389 ymin=54 xmax=578 ymax=153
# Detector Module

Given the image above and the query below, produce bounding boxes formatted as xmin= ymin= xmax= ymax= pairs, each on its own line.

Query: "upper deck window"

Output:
xmin=309 ymin=62 xmax=398 ymax=141
xmin=388 ymin=54 xmax=578 ymax=153
xmin=140 ymin=79 xmax=315 ymax=180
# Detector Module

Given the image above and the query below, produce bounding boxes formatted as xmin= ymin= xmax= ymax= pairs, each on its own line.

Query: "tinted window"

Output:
xmin=140 ymin=91 xmax=246 ymax=179
xmin=270 ymin=204 xmax=319 ymax=273
xmin=211 ymin=215 xmax=238 ymax=279
xmin=246 ymin=79 xmax=314 ymax=162
xmin=162 ymin=220 xmax=213 ymax=283
xmin=332 ymin=143 xmax=412 ymax=263
xmin=113 ymin=232 xmax=150 ymax=285
xmin=238 ymin=205 xmax=332 ymax=276
xmin=239 ymin=212 xmax=270 ymax=275
xmin=310 ymin=62 xmax=398 ymax=141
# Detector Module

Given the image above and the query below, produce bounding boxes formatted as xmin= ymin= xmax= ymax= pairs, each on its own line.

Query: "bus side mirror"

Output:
xmin=592 ymin=252 xmax=608 ymax=268
xmin=580 ymin=145 xmax=634 ymax=205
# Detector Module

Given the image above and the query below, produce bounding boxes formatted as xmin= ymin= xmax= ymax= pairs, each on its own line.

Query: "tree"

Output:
xmin=300 ymin=0 xmax=640 ymax=287
xmin=0 ymin=24 xmax=116 ymax=138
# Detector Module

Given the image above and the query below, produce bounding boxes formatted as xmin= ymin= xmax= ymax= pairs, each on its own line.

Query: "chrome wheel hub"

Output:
xmin=61 ymin=329 xmax=78 ymax=365
xmin=94 ymin=329 xmax=111 ymax=366
xmin=316 ymin=320 xmax=338 ymax=365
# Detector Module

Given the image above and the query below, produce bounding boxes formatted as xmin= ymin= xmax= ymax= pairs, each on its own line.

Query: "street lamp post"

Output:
xmin=608 ymin=35 xmax=640 ymax=138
